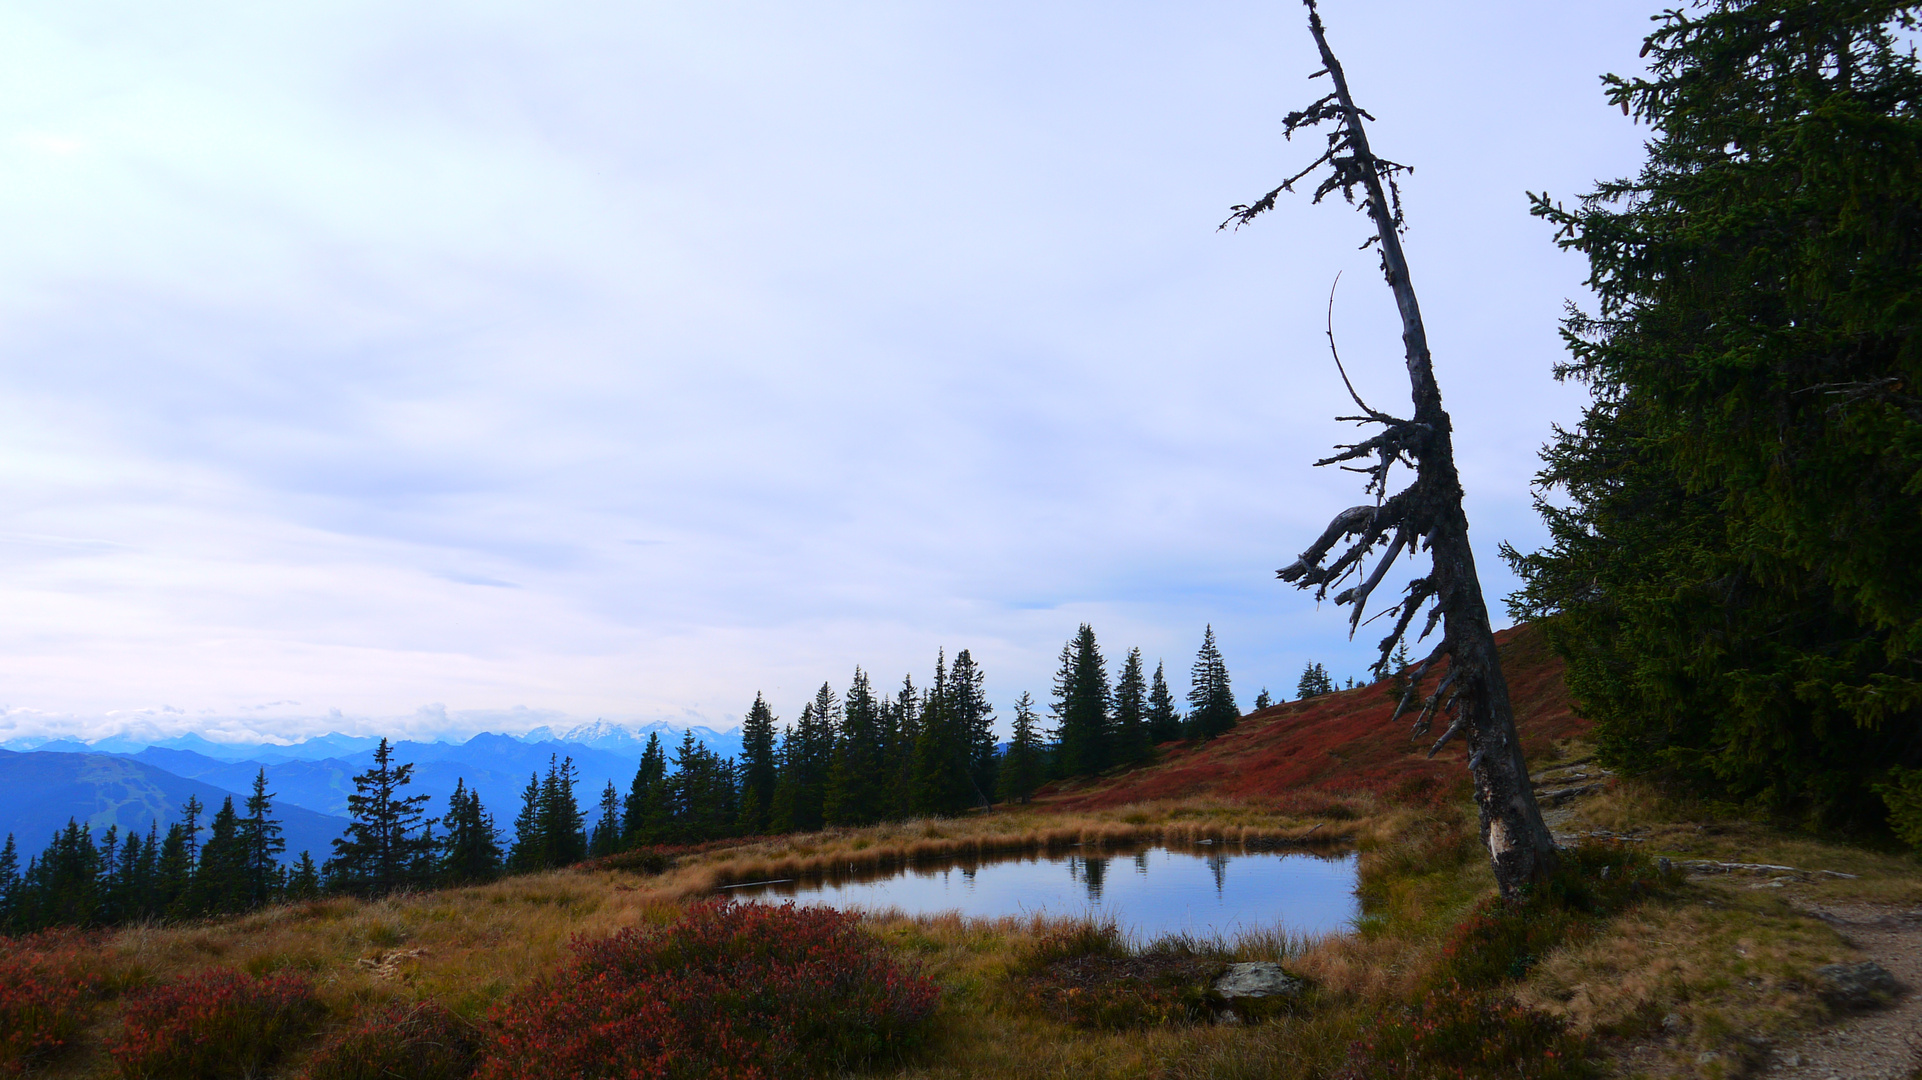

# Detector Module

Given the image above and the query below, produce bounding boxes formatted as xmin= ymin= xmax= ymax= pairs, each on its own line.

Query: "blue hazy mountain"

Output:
xmin=5 ymin=724 xmax=745 ymax=844
xmin=0 ymin=749 xmax=350 ymax=863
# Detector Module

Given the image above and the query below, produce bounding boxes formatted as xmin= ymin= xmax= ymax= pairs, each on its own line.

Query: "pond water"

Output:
xmin=727 ymin=844 xmax=1359 ymax=939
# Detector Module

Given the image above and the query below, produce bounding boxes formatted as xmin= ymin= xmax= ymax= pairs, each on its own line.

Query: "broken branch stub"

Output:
xmin=1233 ymin=0 xmax=1559 ymax=897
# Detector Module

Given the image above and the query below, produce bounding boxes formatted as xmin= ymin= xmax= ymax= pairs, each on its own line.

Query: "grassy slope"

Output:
xmin=24 ymin=623 xmax=1922 ymax=1080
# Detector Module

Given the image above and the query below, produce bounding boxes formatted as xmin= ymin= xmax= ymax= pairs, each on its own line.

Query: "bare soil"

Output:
xmin=1756 ymin=903 xmax=1922 ymax=1080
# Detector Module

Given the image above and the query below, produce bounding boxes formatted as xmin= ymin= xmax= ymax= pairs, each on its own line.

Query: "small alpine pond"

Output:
xmin=726 ymin=842 xmax=1359 ymax=939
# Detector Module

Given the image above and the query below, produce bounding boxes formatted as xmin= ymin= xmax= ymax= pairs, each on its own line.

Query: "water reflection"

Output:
xmin=731 ymin=843 xmax=1358 ymax=939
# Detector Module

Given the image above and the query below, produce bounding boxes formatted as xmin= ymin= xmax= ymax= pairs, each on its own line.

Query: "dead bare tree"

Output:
xmin=1225 ymin=0 xmax=1557 ymax=896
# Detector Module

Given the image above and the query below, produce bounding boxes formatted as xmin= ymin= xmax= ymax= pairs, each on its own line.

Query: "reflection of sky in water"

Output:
xmin=732 ymin=846 xmax=1359 ymax=938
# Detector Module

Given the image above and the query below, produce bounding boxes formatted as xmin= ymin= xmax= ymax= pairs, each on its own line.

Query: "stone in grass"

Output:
xmin=1210 ymin=962 xmax=1307 ymax=1022
xmin=1814 ymin=961 xmax=1901 ymax=1010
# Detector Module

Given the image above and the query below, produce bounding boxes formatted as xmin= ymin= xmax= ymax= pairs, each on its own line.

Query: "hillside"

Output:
xmin=1035 ymin=623 xmax=1586 ymax=811
xmin=0 ymin=749 xmax=350 ymax=862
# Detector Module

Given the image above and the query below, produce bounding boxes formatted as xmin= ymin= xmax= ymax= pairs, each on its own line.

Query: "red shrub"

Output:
xmin=0 ymin=931 xmax=110 ymax=1075
xmin=480 ymin=899 xmax=940 ymax=1080
xmin=304 ymin=999 xmax=481 ymax=1080
xmin=1337 ymin=986 xmax=1592 ymax=1079
xmin=108 ymin=967 xmax=322 ymax=1080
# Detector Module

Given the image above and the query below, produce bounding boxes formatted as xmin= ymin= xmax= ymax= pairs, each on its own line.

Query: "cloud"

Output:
xmin=0 ymin=1 xmax=1651 ymax=739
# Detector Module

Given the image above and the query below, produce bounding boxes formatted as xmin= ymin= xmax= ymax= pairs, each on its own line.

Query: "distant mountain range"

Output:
xmin=0 ymin=722 xmax=744 ymax=864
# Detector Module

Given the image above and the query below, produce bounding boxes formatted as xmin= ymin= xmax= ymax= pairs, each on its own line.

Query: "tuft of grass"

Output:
xmin=304 ymin=998 xmax=482 ymax=1080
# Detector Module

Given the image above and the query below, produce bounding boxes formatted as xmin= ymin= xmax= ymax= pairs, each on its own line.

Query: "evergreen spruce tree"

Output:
xmin=1509 ymin=0 xmax=1922 ymax=830
xmin=1184 ymin=625 xmax=1239 ymax=740
xmin=0 ymin=834 xmax=19 ymax=931
xmin=506 ymin=772 xmax=543 ymax=873
xmin=1147 ymin=661 xmax=1182 ymax=744
xmin=440 ymin=779 xmax=503 ymax=885
xmin=287 ymin=852 xmax=322 ymax=900
xmin=888 ymin=675 xmax=921 ymax=818
xmin=737 ymin=694 xmax=779 ymax=834
xmin=825 ymin=669 xmax=889 ymax=826
xmin=188 ymin=797 xmax=247 ymax=915
xmin=1112 ymin=647 xmax=1153 ymax=766
xmin=774 ymin=687 xmax=837 ymax=832
xmin=622 ymin=733 xmax=670 ymax=845
xmin=325 ymin=738 xmax=436 ymax=897
xmin=589 ymin=780 xmax=623 ymax=857
xmin=178 ymin=795 xmax=203 ymax=869
xmin=535 ymin=756 xmax=587 ymax=868
xmin=950 ymin=650 xmax=999 ymax=808
xmin=1253 ymin=689 xmax=1274 ymax=711
xmin=911 ymin=652 xmax=975 ymax=816
xmin=1050 ymin=625 xmax=1112 ymax=777
xmin=241 ymin=770 xmax=285 ymax=909
xmin=155 ymin=822 xmax=192 ymax=914
xmin=1295 ymin=662 xmax=1334 ymax=700
xmin=995 ymin=693 xmax=1046 ymax=805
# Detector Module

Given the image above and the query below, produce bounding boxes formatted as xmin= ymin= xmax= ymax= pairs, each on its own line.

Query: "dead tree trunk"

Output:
xmin=1225 ymin=0 xmax=1558 ymax=897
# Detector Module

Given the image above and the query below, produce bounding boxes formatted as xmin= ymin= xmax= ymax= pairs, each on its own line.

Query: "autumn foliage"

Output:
xmin=0 ymin=931 xmax=110 ymax=1076
xmin=1043 ymin=625 xmax=1586 ymax=811
xmin=107 ymin=967 xmax=321 ymax=1080
xmin=479 ymin=898 xmax=940 ymax=1080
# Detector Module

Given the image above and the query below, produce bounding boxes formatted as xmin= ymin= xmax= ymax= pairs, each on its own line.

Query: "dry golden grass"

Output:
xmin=25 ymin=780 xmax=1922 ymax=1080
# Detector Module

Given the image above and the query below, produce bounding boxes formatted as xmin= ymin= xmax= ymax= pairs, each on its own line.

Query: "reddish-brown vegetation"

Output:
xmin=107 ymin=967 xmax=322 ymax=1080
xmin=479 ymin=898 xmax=940 ymax=1080
xmin=0 ymin=930 xmax=113 ymax=1075
xmin=1040 ymin=625 xmax=1586 ymax=812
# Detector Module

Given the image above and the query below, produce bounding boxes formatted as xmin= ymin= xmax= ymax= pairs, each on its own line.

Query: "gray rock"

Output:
xmin=1815 ymin=961 xmax=1901 ymax=1010
xmin=1661 ymin=1011 xmax=1687 ymax=1033
xmin=1212 ymin=962 xmax=1306 ymax=1001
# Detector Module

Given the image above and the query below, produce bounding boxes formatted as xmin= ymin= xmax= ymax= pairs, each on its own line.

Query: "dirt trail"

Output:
xmin=1754 ymin=904 xmax=1922 ymax=1080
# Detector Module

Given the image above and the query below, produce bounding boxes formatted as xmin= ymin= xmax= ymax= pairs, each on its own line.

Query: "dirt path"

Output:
xmin=1756 ymin=904 xmax=1922 ymax=1080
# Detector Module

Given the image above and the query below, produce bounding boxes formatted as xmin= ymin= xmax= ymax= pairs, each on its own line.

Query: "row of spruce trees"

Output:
xmin=1 ymin=623 xmax=1256 ymax=932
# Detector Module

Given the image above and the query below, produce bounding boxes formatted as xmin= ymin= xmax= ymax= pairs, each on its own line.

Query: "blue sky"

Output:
xmin=0 ymin=1 xmax=1652 ymax=743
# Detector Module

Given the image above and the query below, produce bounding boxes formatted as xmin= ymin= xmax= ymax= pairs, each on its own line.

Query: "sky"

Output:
xmin=0 ymin=1 xmax=1656 ymax=745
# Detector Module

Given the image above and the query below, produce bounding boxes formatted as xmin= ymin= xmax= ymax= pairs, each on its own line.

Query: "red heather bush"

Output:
xmin=108 ymin=967 xmax=322 ymax=1080
xmin=480 ymin=899 xmax=940 ymax=1080
xmin=1338 ymin=987 xmax=1593 ymax=1080
xmin=0 ymin=930 xmax=110 ymax=1076
xmin=304 ymin=999 xmax=481 ymax=1080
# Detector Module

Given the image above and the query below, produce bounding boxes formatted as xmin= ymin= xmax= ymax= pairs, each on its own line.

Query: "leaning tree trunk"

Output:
xmin=1228 ymin=0 xmax=1558 ymax=897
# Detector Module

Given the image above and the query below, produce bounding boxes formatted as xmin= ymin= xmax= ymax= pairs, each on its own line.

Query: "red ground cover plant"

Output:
xmin=1043 ymin=625 xmax=1588 ymax=811
xmin=107 ymin=967 xmax=322 ymax=1080
xmin=1336 ymin=987 xmax=1594 ymax=1080
xmin=304 ymin=999 xmax=482 ymax=1080
xmin=0 ymin=930 xmax=114 ymax=1076
xmin=480 ymin=899 xmax=940 ymax=1080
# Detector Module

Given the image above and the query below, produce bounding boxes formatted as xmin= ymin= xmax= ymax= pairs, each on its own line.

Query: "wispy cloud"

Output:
xmin=0 ymin=1 xmax=1650 ymax=739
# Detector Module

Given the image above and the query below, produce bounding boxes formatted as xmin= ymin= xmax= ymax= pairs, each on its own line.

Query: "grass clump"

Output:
xmin=107 ymin=966 xmax=322 ymax=1080
xmin=304 ymin=999 xmax=482 ymax=1080
xmin=479 ymin=898 xmax=940 ymax=1080
xmin=1011 ymin=919 xmax=1221 ymax=1030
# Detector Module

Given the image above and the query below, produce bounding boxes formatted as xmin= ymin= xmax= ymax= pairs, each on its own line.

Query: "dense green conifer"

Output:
xmin=440 ymin=779 xmax=503 ymax=884
xmin=1050 ymin=625 xmax=1111 ymax=777
xmin=826 ymin=669 xmax=889 ymax=826
xmin=1112 ymin=648 xmax=1153 ymax=766
xmin=1183 ymin=626 xmax=1238 ymax=740
xmin=737 ymin=694 xmax=779 ymax=834
xmin=326 ymin=739 xmax=436 ymax=896
xmin=1509 ymin=0 xmax=1922 ymax=828
xmin=995 ymin=692 xmax=1046 ymax=804
xmin=1147 ymin=661 xmax=1182 ymax=744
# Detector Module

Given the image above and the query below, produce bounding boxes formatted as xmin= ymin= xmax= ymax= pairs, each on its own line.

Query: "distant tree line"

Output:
xmin=1 ymin=626 xmax=1248 ymax=932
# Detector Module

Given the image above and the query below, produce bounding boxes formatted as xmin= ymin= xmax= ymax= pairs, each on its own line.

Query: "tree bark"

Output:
xmin=1251 ymin=2 xmax=1560 ymax=897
